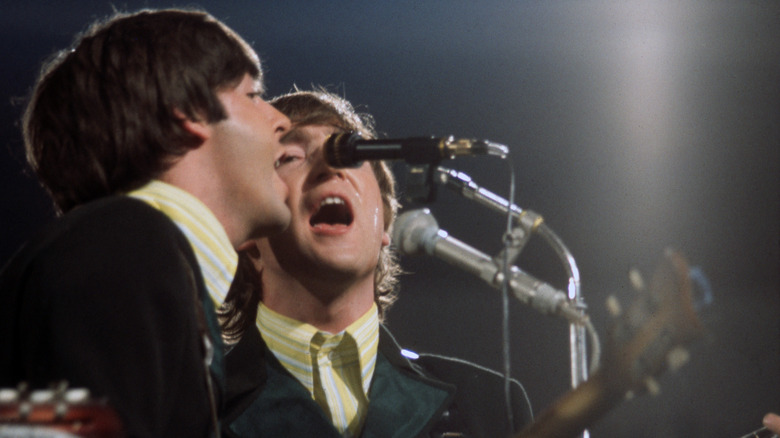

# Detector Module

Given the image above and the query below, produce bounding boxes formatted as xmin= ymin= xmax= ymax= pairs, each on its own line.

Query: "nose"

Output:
xmin=270 ymin=104 xmax=292 ymax=135
xmin=310 ymin=145 xmax=346 ymax=182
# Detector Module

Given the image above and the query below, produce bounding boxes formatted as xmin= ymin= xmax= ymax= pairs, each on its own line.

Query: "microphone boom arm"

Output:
xmin=394 ymin=209 xmax=583 ymax=322
xmin=433 ymin=167 xmax=599 ymax=387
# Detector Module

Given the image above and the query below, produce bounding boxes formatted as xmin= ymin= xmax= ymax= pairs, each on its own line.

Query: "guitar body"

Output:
xmin=0 ymin=384 xmax=123 ymax=437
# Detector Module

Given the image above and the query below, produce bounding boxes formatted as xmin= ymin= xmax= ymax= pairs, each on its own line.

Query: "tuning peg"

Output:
xmin=645 ymin=377 xmax=661 ymax=396
xmin=606 ymin=295 xmax=622 ymax=317
xmin=0 ymin=387 xmax=19 ymax=403
xmin=629 ymin=267 xmax=645 ymax=291
xmin=666 ymin=347 xmax=691 ymax=372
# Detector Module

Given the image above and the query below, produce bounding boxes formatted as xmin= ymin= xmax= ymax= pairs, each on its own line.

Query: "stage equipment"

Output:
xmin=398 ymin=162 xmax=597 ymax=438
xmin=324 ymin=131 xmax=508 ymax=168
xmin=393 ymin=207 xmax=601 ymax=377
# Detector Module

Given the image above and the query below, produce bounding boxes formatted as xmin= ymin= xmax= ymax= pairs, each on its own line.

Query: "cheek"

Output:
xmin=367 ymin=194 xmax=389 ymax=238
xmin=276 ymin=164 xmax=306 ymax=187
xmin=369 ymin=204 xmax=390 ymax=247
xmin=371 ymin=205 xmax=382 ymax=232
xmin=382 ymin=203 xmax=393 ymax=232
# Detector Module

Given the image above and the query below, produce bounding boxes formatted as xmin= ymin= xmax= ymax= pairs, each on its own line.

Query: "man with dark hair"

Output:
xmin=219 ymin=90 xmax=532 ymax=437
xmin=0 ymin=8 xmax=291 ymax=437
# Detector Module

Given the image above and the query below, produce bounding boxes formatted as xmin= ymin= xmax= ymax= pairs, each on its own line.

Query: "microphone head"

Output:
xmin=391 ymin=208 xmax=440 ymax=256
xmin=324 ymin=131 xmax=363 ymax=168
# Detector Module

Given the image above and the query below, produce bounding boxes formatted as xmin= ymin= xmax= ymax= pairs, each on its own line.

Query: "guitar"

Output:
xmin=515 ymin=249 xmax=705 ymax=438
xmin=739 ymin=427 xmax=779 ymax=438
xmin=0 ymin=381 xmax=123 ymax=437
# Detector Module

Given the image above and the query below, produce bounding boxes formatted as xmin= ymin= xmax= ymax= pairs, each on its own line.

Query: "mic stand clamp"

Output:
xmin=404 ymin=164 xmax=439 ymax=204
xmin=495 ymin=224 xmax=533 ymax=269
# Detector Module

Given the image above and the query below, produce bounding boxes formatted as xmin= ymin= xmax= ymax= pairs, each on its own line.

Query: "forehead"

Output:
xmin=245 ymin=75 xmax=264 ymax=93
xmin=252 ymin=77 xmax=265 ymax=93
xmin=223 ymin=73 xmax=263 ymax=94
xmin=283 ymin=124 xmax=342 ymax=148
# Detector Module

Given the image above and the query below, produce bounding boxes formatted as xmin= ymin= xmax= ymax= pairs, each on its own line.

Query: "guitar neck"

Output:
xmin=739 ymin=427 xmax=778 ymax=438
xmin=514 ymin=250 xmax=706 ymax=438
xmin=514 ymin=369 xmax=623 ymax=438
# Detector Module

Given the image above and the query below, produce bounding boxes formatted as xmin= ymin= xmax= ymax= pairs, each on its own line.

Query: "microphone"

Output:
xmin=392 ymin=208 xmax=585 ymax=323
xmin=325 ymin=131 xmax=508 ymax=168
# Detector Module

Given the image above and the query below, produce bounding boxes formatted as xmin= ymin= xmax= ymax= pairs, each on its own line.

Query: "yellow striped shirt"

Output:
xmin=127 ymin=180 xmax=238 ymax=306
xmin=257 ymin=302 xmax=379 ymax=437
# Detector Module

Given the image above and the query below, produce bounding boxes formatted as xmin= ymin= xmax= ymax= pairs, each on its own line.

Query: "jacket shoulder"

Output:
xmin=4 ymin=196 xmax=183 ymax=271
xmin=413 ymin=352 xmax=534 ymax=435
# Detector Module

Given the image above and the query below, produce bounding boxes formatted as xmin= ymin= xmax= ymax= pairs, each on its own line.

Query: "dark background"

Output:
xmin=1 ymin=2 xmax=778 ymax=437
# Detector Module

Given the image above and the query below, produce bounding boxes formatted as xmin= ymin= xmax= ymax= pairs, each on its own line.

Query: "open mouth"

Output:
xmin=310 ymin=196 xmax=354 ymax=227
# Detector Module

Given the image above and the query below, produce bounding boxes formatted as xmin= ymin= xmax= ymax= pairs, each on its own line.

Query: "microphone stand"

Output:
xmin=434 ymin=167 xmax=597 ymax=437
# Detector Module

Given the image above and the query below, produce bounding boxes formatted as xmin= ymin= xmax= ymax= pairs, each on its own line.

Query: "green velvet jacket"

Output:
xmin=221 ymin=324 xmax=532 ymax=438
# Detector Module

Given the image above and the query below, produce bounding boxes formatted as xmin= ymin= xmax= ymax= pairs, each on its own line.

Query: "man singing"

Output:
xmin=219 ymin=89 xmax=532 ymax=437
xmin=0 ymin=8 xmax=292 ymax=437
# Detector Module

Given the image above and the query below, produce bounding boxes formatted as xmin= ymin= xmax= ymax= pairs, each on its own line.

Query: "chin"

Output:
xmin=315 ymin=256 xmax=370 ymax=275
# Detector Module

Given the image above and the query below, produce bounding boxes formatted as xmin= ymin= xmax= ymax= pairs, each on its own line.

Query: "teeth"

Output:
xmin=320 ymin=197 xmax=345 ymax=207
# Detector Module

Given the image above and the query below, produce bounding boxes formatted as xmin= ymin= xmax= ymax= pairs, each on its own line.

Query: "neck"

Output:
xmin=159 ymin=158 xmax=244 ymax=248
xmin=261 ymin=269 xmax=376 ymax=333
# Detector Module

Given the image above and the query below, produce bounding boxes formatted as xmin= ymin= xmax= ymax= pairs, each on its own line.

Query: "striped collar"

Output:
xmin=127 ymin=180 xmax=238 ymax=306
xmin=257 ymin=302 xmax=379 ymax=395
xmin=257 ymin=302 xmax=379 ymax=436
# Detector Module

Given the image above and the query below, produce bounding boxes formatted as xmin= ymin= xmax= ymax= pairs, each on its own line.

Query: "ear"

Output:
xmin=381 ymin=231 xmax=391 ymax=247
xmin=238 ymin=240 xmax=264 ymax=273
xmin=174 ymin=108 xmax=211 ymax=142
xmin=237 ymin=239 xmax=260 ymax=256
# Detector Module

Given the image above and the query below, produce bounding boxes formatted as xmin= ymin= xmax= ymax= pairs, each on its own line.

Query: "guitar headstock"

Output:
xmin=0 ymin=381 xmax=123 ymax=437
xmin=603 ymin=248 xmax=706 ymax=397
xmin=515 ymin=249 xmax=708 ymax=438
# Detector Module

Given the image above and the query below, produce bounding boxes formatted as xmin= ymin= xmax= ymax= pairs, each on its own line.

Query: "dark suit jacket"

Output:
xmin=222 ymin=324 xmax=532 ymax=437
xmin=0 ymin=196 xmax=224 ymax=437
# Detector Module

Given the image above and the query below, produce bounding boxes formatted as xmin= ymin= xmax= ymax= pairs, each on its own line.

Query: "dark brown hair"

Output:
xmin=220 ymin=89 xmax=401 ymax=340
xmin=24 ymin=8 xmax=261 ymax=213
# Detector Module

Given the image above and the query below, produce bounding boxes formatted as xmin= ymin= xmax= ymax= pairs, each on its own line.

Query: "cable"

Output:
xmin=500 ymin=155 xmax=517 ymax=433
